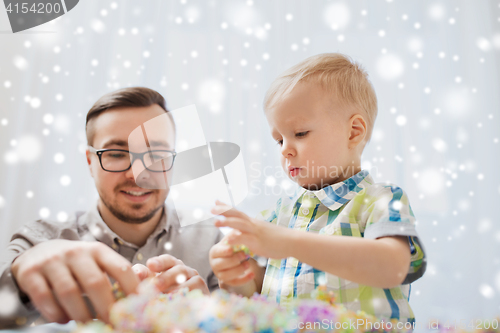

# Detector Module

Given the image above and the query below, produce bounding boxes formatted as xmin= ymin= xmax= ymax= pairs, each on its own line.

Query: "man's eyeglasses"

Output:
xmin=88 ymin=146 xmax=176 ymax=172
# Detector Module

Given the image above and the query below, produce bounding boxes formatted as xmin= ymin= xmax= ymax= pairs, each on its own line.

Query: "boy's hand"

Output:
xmin=211 ymin=200 xmax=293 ymax=260
xmin=132 ymin=254 xmax=209 ymax=295
xmin=209 ymin=234 xmax=255 ymax=286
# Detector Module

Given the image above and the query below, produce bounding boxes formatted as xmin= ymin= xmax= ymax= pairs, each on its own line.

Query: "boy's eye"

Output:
xmin=276 ymin=139 xmax=283 ymax=146
xmin=296 ymin=131 xmax=309 ymax=137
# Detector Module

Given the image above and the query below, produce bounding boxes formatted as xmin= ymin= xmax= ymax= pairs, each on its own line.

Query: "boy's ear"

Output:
xmin=348 ymin=114 xmax=367 ymax=149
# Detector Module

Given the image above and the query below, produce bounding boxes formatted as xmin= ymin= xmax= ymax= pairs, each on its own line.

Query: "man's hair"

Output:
xmin=263 ymin=53 xmax=378 ymax=142
xmin=86 ymin=87 xmax=174 ymax=146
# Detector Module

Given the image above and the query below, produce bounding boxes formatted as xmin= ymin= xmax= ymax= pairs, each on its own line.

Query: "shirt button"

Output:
xmin=327 ymin=228 xmax=334 ymax=235
xmin=301 ymin=208 xmax=309 ymax=215
xmin=137 ymin=253 xmax=143 ymax=261
xmin=111 ymin=243 xmax=118 ymax=250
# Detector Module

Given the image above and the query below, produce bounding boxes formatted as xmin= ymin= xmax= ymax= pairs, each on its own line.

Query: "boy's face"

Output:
xmin=265 ymin=81 xmax=358 ymax=190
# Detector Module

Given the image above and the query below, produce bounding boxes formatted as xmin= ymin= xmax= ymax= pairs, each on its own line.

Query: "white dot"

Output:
xmin=131 ymin=27 xmax=138 ymax=35
xmin=143 ymin=51 xmax=150 ymax=58
xmin=91 ymin=59 xmax=99 ymax=66
xmin=479 ymin=284 xmax=495 ymax=299
xmin=164 ymin=242 xmax=173 ymax=251
xmin=449 ymin=18 xmax=456 ymax=24
xmin=291 ymin=44 xmax=298 ymax=51
xmin=477 ymin=173 xmax=484 ymax=180
xmin=110 ymin=2 xmax=117 ymax=9
xmin=24 ymin=41 xmax=31 ymax=48
xmin=54 ymin=153 xmax=65 ymax=164
xmin=39 ymin=207 xmax=50 ymax=219
xmin=439 ymin=52 xmax=446 ymax=59
xmin=190 ymin=51 xmax=198 ymax=58
xmin=392 ymin=201 xmax=403 ymax=210
xmin=396 ymin=115 xmax=407 ymax=126
xmin=55 ymin=94 xmax=63 ymax=101
xmin=414 ymin=22 xmax=421 ymax=29
xmin=100 ymin=9 xmax=108 ymax=16
xmin=43 ymin=114 xmax=54 ymax=124
xmin=123 ymin=61 xmax=131 ymax=68
xmin=262 ymin=53 xmax=270 ymax=60
xmin=57 ymin=211 xmax=68 ymax=222
xmin=285 ymin=13 xmax=293 ymax=21
xmin=240 ymin=59 xmax=248 ymax=66
xmin=118 ymin=28 xmax=125 ymax=35
xmin=424 ymin=87 xmax=431 ymax=94
xmin=0 ymin=196 xmax=4 ymax=208
xmin=4 ymin=81 xmax=11 ymax=88
xmin=434 ymin=108 xmax=441 ymax=115
xmin=378 ymin=30 xmax=386 ymax=37
xmin=26 ymin=191 xmax=34 ymax=198
xmin=60 ymin=175 xmax=71 ymax=186
xmin=302 ymin=37 xmax=310 ymax=45
xmin=220 ymin=22 xmax=228 ymax=29
xmin=53 ymin=65 xmax=61 ymax=73
xmin=265 ymin=176 xmax=276 ymax=187
xmin=175 ymin=274 xmax=187 ymax=284
xmin=181 ymin=83 xmax=189 ymax=90
xmin=432 ymin=138 xmax=448 ymax=152
xmin=337 ymin=34 xmax=345 ymax=42
xmin=53 ymin=46 xmax=61 ymax=54
xmin=1 ymin=119 xmax=8 ymax=126
xmin=30 ymin=98 xmax=41 ymax=109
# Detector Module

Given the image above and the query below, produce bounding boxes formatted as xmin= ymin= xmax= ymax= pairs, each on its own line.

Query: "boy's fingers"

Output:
xmin=210 ymin=243 xmax=236 ymax=259
xmin=225 ymin=269 xmax=255 ymax=286
xmin=211 ymin=252 xmax=248 ymax=272
xmin=217 ymin=261 xmax=250 ymax=282
xmin=214 ymin=217 xmax=253 ymax=233
xmin=211 ymin=204 xmax=249 ymax=219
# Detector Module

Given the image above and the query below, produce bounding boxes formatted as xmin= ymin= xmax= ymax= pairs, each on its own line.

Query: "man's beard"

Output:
xmin=103 ymin=199 xmax=163 ymax=224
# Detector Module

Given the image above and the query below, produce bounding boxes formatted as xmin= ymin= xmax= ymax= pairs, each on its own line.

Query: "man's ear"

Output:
xmin=86 ymin=149 xmax=94 ymax=178
xmin=348 ymin=114 xmax=367 ymax=149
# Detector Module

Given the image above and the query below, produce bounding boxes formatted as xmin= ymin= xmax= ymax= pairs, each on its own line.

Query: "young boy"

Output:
xmin=209 ymin=53 xmax=426 ymax=323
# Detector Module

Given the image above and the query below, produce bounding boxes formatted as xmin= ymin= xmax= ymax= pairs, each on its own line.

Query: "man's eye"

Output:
xmin=296 ymin=131 xmax=309 ymax=137
xmin=109 ymin=153 xmax=126 ymax=158
xmin=276 ymin=140 xmax=283 ymax=146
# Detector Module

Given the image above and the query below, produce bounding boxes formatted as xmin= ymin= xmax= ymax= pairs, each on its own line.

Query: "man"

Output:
xmin=0 ymin=87 xmax=223 ymax=328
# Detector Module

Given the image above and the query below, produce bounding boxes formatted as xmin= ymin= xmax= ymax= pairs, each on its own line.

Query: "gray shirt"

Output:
xmin=0 ymin=201 xmax=223 ymax=329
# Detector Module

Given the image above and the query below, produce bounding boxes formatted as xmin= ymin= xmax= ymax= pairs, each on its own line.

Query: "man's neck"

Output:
xmin=97 ymin=200 xmax=163 ymax=247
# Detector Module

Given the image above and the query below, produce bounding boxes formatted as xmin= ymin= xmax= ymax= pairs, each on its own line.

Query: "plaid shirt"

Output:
xmin=258 ymin=170 xmax=426 ymax=323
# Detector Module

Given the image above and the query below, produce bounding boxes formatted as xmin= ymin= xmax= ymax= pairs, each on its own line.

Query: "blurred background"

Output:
xmin=0 ymin=0 xmax=499 ymax=328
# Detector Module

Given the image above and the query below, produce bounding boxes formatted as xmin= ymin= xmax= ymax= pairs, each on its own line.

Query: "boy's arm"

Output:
xmin=287 ymin=233 xmax=411 ymax=289
xmin=219 ymin=258 xmax=266 ymax=297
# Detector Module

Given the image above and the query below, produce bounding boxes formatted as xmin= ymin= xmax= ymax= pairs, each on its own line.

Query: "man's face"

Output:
xmin=86 ymin=105 xmax=175 ymax=224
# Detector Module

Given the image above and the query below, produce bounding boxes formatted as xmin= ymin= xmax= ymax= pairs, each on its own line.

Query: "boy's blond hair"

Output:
xmin=263 ymin=53 xmax=378 ymax=143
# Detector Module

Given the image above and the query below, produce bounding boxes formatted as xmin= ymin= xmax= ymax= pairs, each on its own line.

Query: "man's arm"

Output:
xmin=0 ymin=238 xmax=40 ymax=329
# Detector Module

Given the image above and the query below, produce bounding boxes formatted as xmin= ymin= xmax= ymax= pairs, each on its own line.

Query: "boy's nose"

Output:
xmin=281 ymin=142 xmax=296 ymax=157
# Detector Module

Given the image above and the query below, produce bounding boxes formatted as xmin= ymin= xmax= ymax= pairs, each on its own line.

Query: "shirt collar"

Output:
xmin=291 ymin=169 xmax=374 ymax=212
xmin=84 ymin=201 xmax=175 ymax=249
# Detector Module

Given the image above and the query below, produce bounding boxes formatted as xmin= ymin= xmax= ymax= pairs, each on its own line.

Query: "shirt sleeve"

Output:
xmin=0 ymin=237 xmax=41 ymax=329
xmin=362 ymin=185 xmax=426 ymax=284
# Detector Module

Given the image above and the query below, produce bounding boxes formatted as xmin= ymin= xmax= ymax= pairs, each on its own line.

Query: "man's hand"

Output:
xmin=208 ymin=234 xmax=255 ymax=287
xmin=211 ymin=200 xmax=293 ymax=260
xmin=132 ymin=254 xmax=209 ymax=295
xmin=11 ymin=239 xmax=139 ymax=324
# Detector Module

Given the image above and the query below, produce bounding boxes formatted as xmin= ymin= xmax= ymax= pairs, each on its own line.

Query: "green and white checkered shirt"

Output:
xmin=258 ymin=170 xmax=426 ymax=323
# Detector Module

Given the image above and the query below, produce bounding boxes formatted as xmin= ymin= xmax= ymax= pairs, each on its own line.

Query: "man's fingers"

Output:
xmin=216 ymin=260 xmax=250 ymax=282
xmin=69 ymin=257 xmax=115 ymax=323
xmin=132 ymin=264 xmax=155 ymax=281
xmin=94 ymin=245 xmax=139 ymax=296
xmin=21 ymin=273 xmax=69 ymax=323
xmin=214 ymin=217 xmax=254 ymax=233
xmin=43 ymin=262 xmax=92 ymax=323
xmin=153 ymin=264 xmax=196 ymax=292
xmin=146 ymin=254 xmax=180 ymax=273
xmin=167 ymin=275 xmax=210 ymax=295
